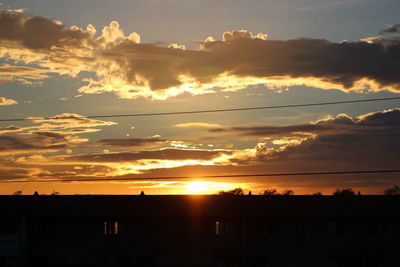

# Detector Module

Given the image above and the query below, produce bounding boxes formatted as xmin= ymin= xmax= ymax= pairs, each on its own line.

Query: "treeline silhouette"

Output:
xmin=9 ymin=184 xmax=400 ymax=196
xmin=217 ymin=184 xmax=400 ymax=196
xmin=217 ymin=188 xmax=296 ymax=196
xmin=12 ymin=190 xmax=59 ymax=195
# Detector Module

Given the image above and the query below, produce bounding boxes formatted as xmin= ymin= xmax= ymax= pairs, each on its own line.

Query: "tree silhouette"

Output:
xmin=333 ymin=188 xmax=355 ymax=196
xmin=263 ymin=189 xmax=277 ymax=195
xmin=383 ymin=184 xmax=400 ymax=195
xmin=281 ymin=189 xmax=294 ymax=195
xmin=12 ymin=190 xmax=22 ymax=195
xmin=312 ymin=192 xmax=323 ymax=195
xmin=218 ymin=188 xmax=244 ymax=195
xmin=263 ymin=188 xmax=295 ymax=195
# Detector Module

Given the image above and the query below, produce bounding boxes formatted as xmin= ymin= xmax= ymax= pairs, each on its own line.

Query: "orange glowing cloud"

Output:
xmin=0 ymin=96 xmax=17 ymax=105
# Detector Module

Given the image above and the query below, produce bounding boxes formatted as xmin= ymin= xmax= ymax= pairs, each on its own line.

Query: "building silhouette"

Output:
xmin=1 ymin=195 xmax=400 ymax=266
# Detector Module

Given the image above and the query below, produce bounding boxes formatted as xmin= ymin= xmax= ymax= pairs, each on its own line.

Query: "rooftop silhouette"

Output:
xmin=1 ymin=195 xmax=400 ymax=266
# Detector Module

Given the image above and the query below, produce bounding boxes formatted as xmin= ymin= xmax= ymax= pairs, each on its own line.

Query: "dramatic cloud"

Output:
xmin=1 ymin=10 xmax=400 ymax=100
xmin=242 ymin=109 xmax=400 ymax=169
xmin=0 ymin=96 xmax=17 ymax=105
xmin=0 ymin=10 xmax=138 ymax=84
xmin=83 ymin=31 xmax=400 ymax=98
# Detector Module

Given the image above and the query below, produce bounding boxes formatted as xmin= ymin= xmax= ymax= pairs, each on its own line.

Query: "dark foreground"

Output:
xmin=1 ymin=195 xmax=400 ymax=266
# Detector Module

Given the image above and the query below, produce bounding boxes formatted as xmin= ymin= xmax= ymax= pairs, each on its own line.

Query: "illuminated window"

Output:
xmin=215 ymin=221 xmax=225 ymax=236
xmin=104 ymin=220 xmax=119 ymax=235
xmin=114 ymin=221 xmax=119 ymax=235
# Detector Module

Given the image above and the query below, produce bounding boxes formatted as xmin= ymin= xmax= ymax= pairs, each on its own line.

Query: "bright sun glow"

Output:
xmin=185 ymin=181 xmax=238 ymax=194
xmin=187 ymin=181 xmax=208 ymax=194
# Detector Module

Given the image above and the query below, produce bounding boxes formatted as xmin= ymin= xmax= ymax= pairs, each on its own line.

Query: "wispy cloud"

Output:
xmin=175 ymin=122 xmax=222 ymax=128
xmin=0 ymin=113 xmax=117 ymax=154
xmin=0 ymin=64 xmax=49 ymax=85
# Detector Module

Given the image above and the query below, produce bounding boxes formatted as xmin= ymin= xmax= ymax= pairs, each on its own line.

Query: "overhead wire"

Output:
xmin=2 ymin=169 xmax=400 ymax=183
xmin=1 ymin=96 xmax=399 ymax=186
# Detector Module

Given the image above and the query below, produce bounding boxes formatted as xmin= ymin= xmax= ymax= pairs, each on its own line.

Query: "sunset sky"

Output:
xmin=0 ymin=0 xmax=399 ymax=195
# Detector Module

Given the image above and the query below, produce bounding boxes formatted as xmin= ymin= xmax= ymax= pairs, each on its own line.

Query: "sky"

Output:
xmin=0 ymin=0 xmax=399 ymax=195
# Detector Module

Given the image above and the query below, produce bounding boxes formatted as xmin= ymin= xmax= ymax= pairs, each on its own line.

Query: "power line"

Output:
xmin=1 ymin=96 xmax=399 ymax=122
xmin=3 ymin=169 xmax=400 ymax=183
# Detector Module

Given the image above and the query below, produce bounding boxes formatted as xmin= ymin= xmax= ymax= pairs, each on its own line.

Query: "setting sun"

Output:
xmin=186 ymin=181 xmax=208 ymax=194
xmin=185 ymin=181 xmax=239 ymax=194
